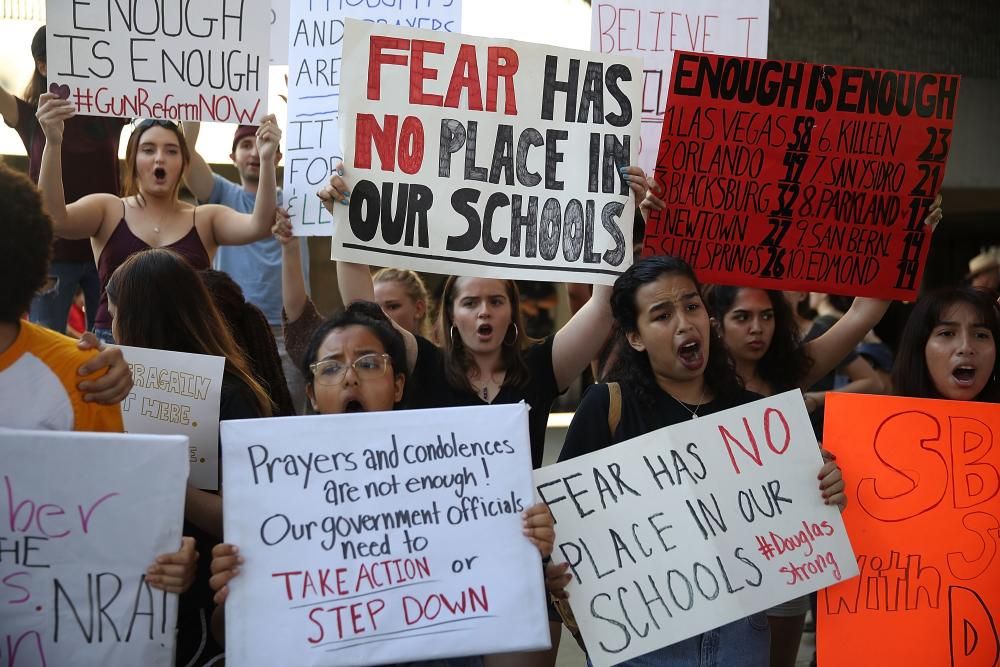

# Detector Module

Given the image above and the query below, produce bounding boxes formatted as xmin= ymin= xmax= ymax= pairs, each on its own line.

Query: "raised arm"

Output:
xmin=274 ymin=207 xmax=308 ymax=322
xmin=551 ymin=166 xmax=648 ymax=390
xmin=0 ymin=84 xmax=19 ymax=128
xmin=209 ymin=115 xmax=279 ymax=246
xmin=35 ymin=93 xmax=108 ymax=239
xmin=181 ymin=121 xmax=216 ymax=202
xmin=798 ymin=298 xmax=888 ymax=389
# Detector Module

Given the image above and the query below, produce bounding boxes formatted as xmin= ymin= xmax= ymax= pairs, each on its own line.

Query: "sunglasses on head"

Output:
xmin=133 ymin=118 xmax=179 ymax=132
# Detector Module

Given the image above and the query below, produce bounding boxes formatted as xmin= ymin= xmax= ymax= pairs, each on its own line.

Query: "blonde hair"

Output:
xmin=373 ymin=268 xmax=430 ymax=336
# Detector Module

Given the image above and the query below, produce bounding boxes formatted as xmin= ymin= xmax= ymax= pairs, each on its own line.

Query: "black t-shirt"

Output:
xmin=407 ymin=336 xmax=560 ymax=469
xmin=560 ymin=382 xmax=763 ymax=461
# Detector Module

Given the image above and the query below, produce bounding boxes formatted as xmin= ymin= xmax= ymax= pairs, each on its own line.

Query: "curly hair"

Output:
xmin=893 ymin=287 xmax=1000 ymax=402
xmin=201 ymin=269 xmax=297 ymax=417
xmin=606 ymin=256 xmax=743 ymax=407
xmin=0 ymin=163 xmax=53 ymax=323
xmin=301 ymin=301 xmax=409 ymax=406
xmin=702 ymin=285 xmax=813 ymax=393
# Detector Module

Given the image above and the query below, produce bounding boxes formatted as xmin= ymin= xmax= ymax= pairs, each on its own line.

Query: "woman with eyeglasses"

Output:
xmin=35 ymin=92 xmax=280 ymax=343
xmin=207 ymin=301 xmax=556 ymax=667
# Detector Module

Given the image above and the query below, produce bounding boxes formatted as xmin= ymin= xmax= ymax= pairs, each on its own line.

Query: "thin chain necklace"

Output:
xmin=670 ymin=386 xmax=706 ymax=419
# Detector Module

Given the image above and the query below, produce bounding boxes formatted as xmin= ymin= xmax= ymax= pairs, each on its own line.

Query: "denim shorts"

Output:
xmin=589 ymin=614 xmax=770 ymax=667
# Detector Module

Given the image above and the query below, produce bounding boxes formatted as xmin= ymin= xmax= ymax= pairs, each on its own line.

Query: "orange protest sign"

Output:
xmin=818 ymin=393 xmax=999 ymax=666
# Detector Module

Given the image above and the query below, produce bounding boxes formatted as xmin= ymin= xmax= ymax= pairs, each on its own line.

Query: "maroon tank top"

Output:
xmin=95 ymin=205 xmax=211 ymax=329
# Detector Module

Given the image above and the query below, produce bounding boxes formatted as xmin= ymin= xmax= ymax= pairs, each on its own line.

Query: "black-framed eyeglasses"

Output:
xmin=310 ymin=353 xmax=392 ymax=386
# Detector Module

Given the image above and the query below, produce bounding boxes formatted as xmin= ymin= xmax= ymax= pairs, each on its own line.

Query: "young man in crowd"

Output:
xmin=182 ymin=122 xmax=310 ymax=412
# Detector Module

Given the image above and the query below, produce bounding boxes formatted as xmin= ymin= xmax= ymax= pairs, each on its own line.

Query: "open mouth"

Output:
xmin=343 ymin=399 xmax=366 ymax=413
xmin=677 ymin=340 xmax=704 ymax=370
xmin=952 ymin=366 xmax=978 ymax=385
xmin=476 ymin=323 xmax=493 ymax=340
xmin=153 ymin=167 xmax=167 ymax=181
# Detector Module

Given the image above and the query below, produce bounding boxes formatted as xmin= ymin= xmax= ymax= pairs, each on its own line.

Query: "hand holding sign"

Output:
xmin=255 ymin=114 xmax=282 ymax=163
xmin=35 ymin=92 xmax=76 ymax=145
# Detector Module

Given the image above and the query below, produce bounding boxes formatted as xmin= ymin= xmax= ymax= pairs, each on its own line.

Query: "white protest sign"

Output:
xmin=45 ymin=0 xmax=271 ymax=122
xmin=0 ymin=429 xmax=187 ymax=667
xmin=119 ymin=346 xmax=226 ymax=491
xmin=271 ymin=0 xmax=290 ymax=65
xmin=591 ymin=0 xmax=769 ymax=174
xmin=221 ymin=404 xmax=550 ymax=667
xmin=284 ymin=1 xmax=460 ymax=235
xmin=331 ymin=20 xmax=642 ymax=284
xmin=533 ymin=391 xmax=857 ymax=667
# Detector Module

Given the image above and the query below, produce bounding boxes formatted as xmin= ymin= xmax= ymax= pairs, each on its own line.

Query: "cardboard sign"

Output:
xmin=45 ymin=0 xmax=270 ymax=122
xmin=534 ymin=391 xmax=857 ymax=667
xmin=0 ymin=429 xmax=187 ymax=667
xmin=643 ymin=52 xmax=960 ymax=300
xmin=819 ymin=393 xmax=1000 ymax=665
xmin=330 ymin=20 xmax=642 ymax=284
xmin=591 ymin=0 xmax=769 ymax=174
xmin=284 ymin=1 xmax=461 ymax=235
xmin=119 ymin=346 xmax=226 ymax=491
xmin=221 ymin=404 xmax=550 ymax=666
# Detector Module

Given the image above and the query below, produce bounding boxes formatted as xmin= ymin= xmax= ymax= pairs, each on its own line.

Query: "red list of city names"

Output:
xmin=643 ymin=52 xmax=960 ymax=299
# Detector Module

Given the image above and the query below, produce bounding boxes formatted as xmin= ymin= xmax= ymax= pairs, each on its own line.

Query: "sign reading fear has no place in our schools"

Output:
xmin=119 ymin=346 xmax=225 ymax=491
xmin=0 ymin=429 xmax=187 ymax=667
xmin=643 ymin=51 xmax=960 ymax=300
xmin=283 ymin=1 xmax=461 ymax=235
xmin=819 ymin=393 xmax=1000 ymax=666
xmin=590 ymin=0 xmax=769 ymax=175
xmin=45 ymin=0 xmax=270 ymax=123
xmin=220 ymin=403 xmax=550 ymax=667
xmin=533 ymin=391 xmax=857 ymax=667
xmin=331 ymin=19 xmax=643 ymax=285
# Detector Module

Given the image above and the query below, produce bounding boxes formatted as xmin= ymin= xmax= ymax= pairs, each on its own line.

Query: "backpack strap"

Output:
xmin=607 ymin=382 xmax=622 ymax=435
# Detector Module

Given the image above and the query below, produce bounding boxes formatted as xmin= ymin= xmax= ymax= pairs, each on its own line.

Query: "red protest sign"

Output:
xmin=643 ymin=52 xmax=960 ymax=299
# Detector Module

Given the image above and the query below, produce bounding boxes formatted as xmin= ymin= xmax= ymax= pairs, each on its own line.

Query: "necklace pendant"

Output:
xmin=691 ymin=413 xmax=698 ymax=419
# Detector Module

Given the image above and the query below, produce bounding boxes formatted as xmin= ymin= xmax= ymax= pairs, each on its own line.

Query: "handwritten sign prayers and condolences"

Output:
xmin=591 ymin=0 xmax=769 ymax=174
xmin=0 ymin=429 xmax=187 ymax=667
xmin=533 ymin=391 xmax=857 ymax=667
xmin=45 ymin=0 xmax=270 ymax=122
xmin=220 ymin=404 xmax=550 ymax=666
xmin=119 ymin=346 xmax=226 ymax=491
xmin=284 ymin=1 xmax=461 ymax=235
xmin=818 ymin=393 xmax=1000 ymax=666
xmin=330 ymin=20 xmax=642 ymax=284
xmin=643 ymin=52 xmax=960 ymax=300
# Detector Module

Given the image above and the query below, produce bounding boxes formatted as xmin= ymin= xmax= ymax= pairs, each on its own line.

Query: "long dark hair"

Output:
xmin=301 ymin=301 xmax=409 ymax=406
xmin=607 ymin=256 xmax=743 ymax=407
xmin=892 ymin=287 xmax=1000 ymax=402
xmin=702 ymin=285 xmax=812 ymax=393
xmin=106 ymin=249 xmax=273 ymax=416
xmin=24 ymin=26 xmax=46 ymax=106
xmin=201 ymin=269 xmax=296 ymax=417
xmin=438 ymin=276 xmax=533 ymax=392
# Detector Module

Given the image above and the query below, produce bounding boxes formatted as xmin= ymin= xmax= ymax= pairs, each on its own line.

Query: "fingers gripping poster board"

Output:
xmin=331 ymin=20 xmax=642 ymax=284
xmin=533 ymin=391 xmax=857 ymax=667
xmin=221 ymin=403 xmax=550 ymax=666
xmin=0 ymin=430 xmax=188 ymax=667
xmin=119 ymin=346 xmax=226 ymax=491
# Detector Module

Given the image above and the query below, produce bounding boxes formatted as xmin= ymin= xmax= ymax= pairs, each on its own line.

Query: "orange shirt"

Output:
xmin=0 ymin=321 xmax=123 ymax=432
